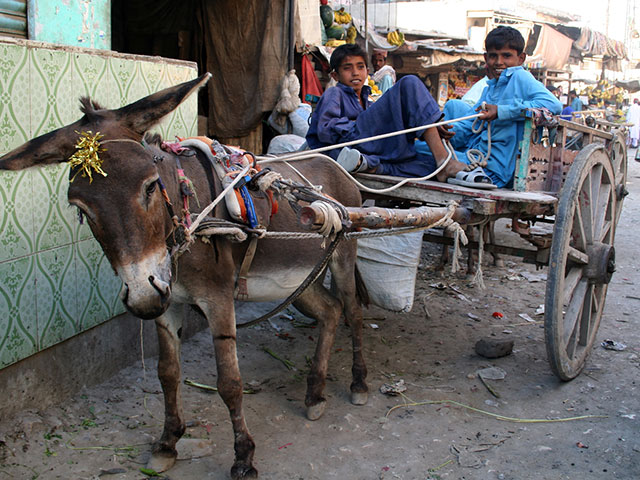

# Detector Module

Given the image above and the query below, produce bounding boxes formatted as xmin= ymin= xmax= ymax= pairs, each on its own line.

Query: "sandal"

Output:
xmin=447 ymin=167 xmax=497 ymax=189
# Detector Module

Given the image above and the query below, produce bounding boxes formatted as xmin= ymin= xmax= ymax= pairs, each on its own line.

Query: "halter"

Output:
xmin=97 ymin=137 xmax=188 ymax=251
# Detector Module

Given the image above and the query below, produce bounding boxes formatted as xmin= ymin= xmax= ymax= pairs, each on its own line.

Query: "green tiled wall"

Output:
xmin=0 ymin=38 xmax=198 ymax=368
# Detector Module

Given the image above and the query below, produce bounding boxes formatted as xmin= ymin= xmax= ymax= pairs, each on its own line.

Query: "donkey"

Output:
xmin=0 ymin=73 xmax=369 ymax=478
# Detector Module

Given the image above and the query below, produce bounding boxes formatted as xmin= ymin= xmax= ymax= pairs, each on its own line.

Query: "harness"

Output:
xmin=150 ymin=137 xmax=351 ymax=310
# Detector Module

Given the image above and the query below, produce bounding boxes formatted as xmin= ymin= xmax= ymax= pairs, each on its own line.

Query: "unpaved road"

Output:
xmin=1 ymin=154 xmax=639 ymax=480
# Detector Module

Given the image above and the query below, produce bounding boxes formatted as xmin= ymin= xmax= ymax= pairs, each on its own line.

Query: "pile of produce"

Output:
xmin=583 ymin=79 xmax=625 ymax=107
xmin=320 ymin=1 xmax=356 ymax=47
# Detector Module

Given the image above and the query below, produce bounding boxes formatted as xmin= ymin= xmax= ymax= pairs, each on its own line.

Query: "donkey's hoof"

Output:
xmin=306 ymin=400 xmax=327 ymax=421
xmin=147 ymin=449 xmax=177 ymax=473
xmin=351 ymin=391 xmax=368 ymax=406
xmin=231 ymin=462 xmax=258 ymax=479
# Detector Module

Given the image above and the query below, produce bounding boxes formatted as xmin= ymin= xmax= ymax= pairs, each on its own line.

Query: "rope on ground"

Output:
xmin=386 ymin=396 xmax=607 ymax=423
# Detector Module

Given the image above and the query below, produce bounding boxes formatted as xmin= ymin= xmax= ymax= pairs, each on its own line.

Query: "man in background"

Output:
xmin=371 ymin=49 xmax=396 ymax=94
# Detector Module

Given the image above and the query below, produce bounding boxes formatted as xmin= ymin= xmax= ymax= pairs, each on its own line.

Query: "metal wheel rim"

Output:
xmin=545 ymin=143 xmax=616 ymax=381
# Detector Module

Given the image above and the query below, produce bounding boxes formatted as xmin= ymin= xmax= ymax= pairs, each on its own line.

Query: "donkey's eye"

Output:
xmin=146 ymin=181 xmax=157 ymax=197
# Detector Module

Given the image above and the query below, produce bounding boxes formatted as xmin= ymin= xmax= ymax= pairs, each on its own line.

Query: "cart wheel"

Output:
xmin=609 ymin=131 xmax=628 ymax=225
xmin=545 ymin=143 xmax=616 ymax=381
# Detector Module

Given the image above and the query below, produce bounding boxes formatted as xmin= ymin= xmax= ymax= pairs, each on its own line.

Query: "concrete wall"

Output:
xmin=0 ymin=308 xmax=208 ymax=419
xmin=27 ymin=0 xmax=110 ymax=49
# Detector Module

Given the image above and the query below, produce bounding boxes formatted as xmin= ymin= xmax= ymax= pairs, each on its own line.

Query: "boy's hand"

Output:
xmin=477 ymin=103 xmax=498 ymax=121
xmin=437 ymin=123 xmax=455 ymax=140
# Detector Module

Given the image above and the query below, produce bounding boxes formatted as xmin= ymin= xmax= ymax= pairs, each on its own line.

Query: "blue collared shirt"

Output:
xmin=447 ymin=66 xmax=562 ymax=187
xmin=306 ymin=82 xmax=371 ymax=158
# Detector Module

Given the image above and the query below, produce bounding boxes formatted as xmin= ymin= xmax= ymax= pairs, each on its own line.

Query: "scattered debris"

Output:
xmin=268 ymin=319 xmax=283 ymax=332
xmin=468 ymin=312 xmax=480 ymax=321
xmin=184 ymin=378 xmax=258 ymax=395
xmin=476 ymin=367 xmax=507 ymax=398
xmin=518 ymin=313 xmax=536 ymax=323
xmin=430 ymin=282 xmax=447 ymax=290
xmin=99 ymin=468 xmax=127 ymax=476
xmin=475 ymin=337 xmax=514 ymax=358
xmin=601 ymin=340 xmax=627 ymax=351
xmin=476 ymin=367 xmax=507 ymax=380
xmin=450 ymin=444 xmax=482 ymax=468
xmin=492 ymin=312 xmax=504 ymax=318
xmin=535 ymin=304 xmax=545 ymax=315
xmin=380 ymin=380 xmax=407 ymax=396
xmin=520 ymin=271 xmax=547 ymax=282
xmin=176 ymin=438 xmax=215 ymax=460
xmin=369 ymin=323 xmax=380 ymax=329
xmin=576 ymin=442 xmax=589 ymax=449
xmin=263 ymin=347 xmax=296 ymax=370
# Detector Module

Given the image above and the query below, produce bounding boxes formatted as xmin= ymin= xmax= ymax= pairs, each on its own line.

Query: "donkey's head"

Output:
xmin=0 ymin=73 xmax=211 ymax=319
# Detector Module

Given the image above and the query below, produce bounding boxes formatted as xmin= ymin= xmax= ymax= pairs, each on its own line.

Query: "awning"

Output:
xmin=615 ymin=79 xmax=640 ymax=93
xmin=574 ymin=27 xmax=628 ymax=59
xmin=418 ymin=49 xmax=484 ymax=69
xmin=524 ymin=24 xmax=573 ymax=70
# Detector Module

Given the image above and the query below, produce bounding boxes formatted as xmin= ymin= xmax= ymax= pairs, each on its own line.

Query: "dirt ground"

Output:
xmin=1 ymin=156 xmax=639 ymax=480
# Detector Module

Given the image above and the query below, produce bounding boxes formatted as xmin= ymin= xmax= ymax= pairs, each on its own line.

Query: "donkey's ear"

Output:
xmin=0 ymin=118 xmax=87 ymax=171
xmin=116 ymin=72 xmax=211 ymax=135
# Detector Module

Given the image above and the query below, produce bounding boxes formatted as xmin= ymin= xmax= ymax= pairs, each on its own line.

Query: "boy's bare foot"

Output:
xmin=435 ymin=156 xmax=467 ymax=183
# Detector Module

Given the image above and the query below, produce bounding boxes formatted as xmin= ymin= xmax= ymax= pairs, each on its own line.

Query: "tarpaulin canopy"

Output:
xmin=197 ymin=0 xmax=289 ymax=137
xmin=616 ymin=79 xmax=640 ymax=93
xmin=115 ymin=0 xmax=315 ymax=138
xmin=524 ymin=24 xmax=573 ymax=70
xmin=573 ymin=27 xmax=628 ymax=59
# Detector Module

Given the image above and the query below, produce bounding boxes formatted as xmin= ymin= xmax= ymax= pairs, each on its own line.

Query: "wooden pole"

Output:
xmin=364 ymin=0 xmax=369 ymax=57
xmin=298 ymin=204 xmax=473 ymax=232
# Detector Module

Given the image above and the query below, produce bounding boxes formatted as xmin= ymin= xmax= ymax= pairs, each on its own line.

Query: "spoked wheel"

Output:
xmin=545 ymin=143 xmax=617 ymax=381
xmin=609 ymin=130 xmax=628 ymax=225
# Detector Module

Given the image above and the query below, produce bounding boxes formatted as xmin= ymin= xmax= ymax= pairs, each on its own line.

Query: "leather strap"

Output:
xmin=234 ymin=236 xmax=259 ymax=300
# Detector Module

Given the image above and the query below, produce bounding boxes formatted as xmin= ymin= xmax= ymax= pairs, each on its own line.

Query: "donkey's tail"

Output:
xmin=354 ymin=264 xmax=370 ymax=307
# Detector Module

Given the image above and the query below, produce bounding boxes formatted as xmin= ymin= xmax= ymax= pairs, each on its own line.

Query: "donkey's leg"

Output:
xmin=436 ymin=231 xmax=450 ymax=272
xmin=330 ymin=242 xmax=368 ymax=406
xmin=199 ymin=298 xmax=257 ymax=479
xmin=293 ymin=281 xmax=343 ymax=421
xmin=488 ymin=221 xmax=504 ymax=267
xmin=466 ymin=225 xmax=477 ymax=274
xmin=148 ymin=303 xmax=185 ymax=473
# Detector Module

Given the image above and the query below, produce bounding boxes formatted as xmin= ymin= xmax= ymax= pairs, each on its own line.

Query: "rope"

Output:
xmin=472 ymin=220 xmax=489 ymax=289
xmin=255 ymin=170 xmax=284 ymax=192
xmin=236 ymin=232 xmax=345 ymax=328
xmin=187 ymin=164 xmax=250 ymax=236
xmin=258 ymin=112 xmax=482 ymax=162
xmin=465 ymin=117 xmax=491 ymax=170
xmin=259 ymin=140 xmax=456 ymax=196
xmin=310 ymin=200 xmax=343 ymax=238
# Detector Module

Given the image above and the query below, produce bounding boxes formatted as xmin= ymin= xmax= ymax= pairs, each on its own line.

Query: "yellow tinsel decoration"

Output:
xmin=68 ymin=130 xmax=107 ymax=183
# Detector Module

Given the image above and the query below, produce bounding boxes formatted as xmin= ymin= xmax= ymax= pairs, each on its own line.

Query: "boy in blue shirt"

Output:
xmin=444 ymin=26 xmax=562 ymax=188
xmin=306 ymin=43 xmax=470 ymax=182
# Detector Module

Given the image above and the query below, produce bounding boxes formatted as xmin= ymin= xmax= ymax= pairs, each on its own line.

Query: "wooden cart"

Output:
xmin=354 ymin=116 xmax=628 ymax=381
